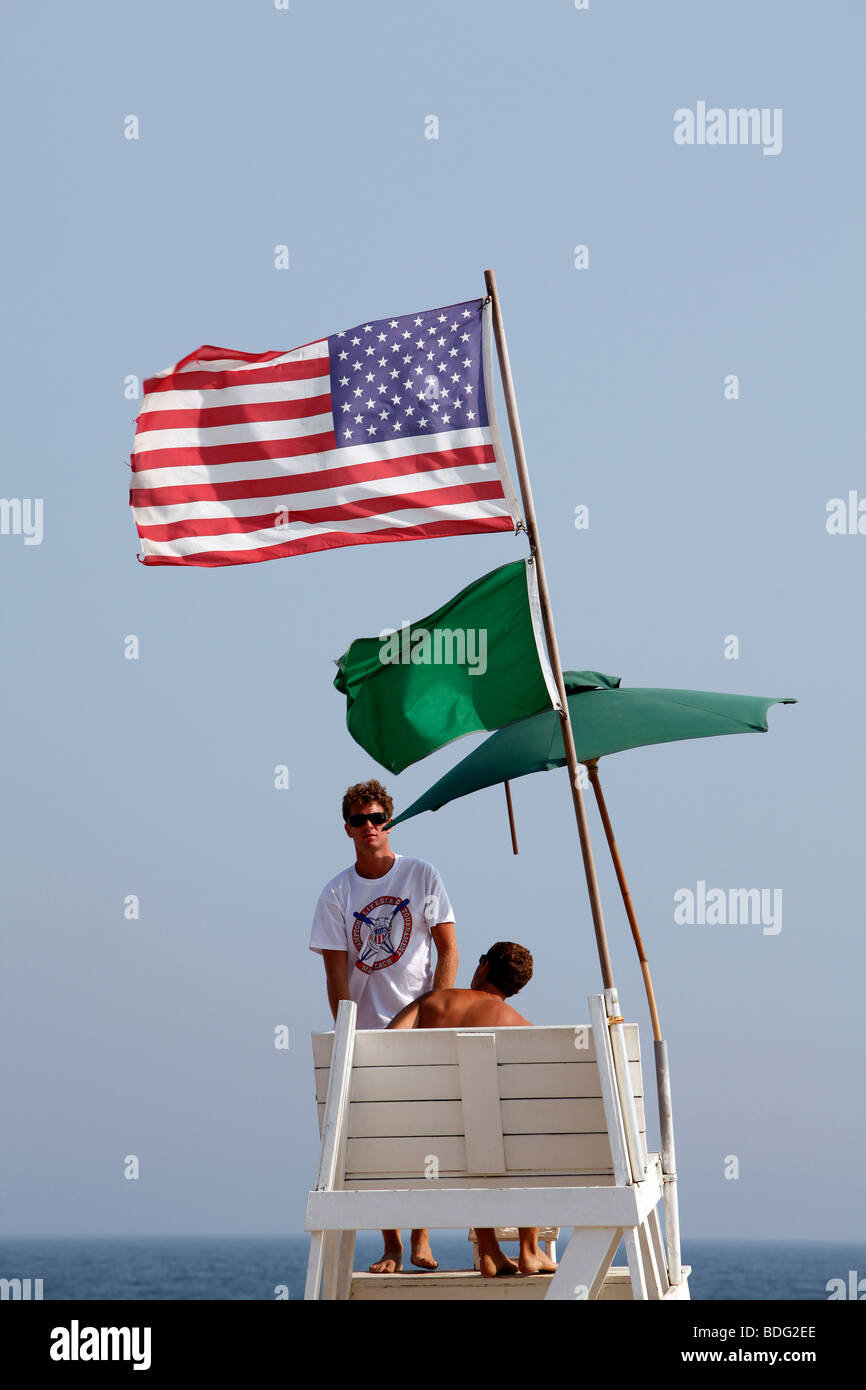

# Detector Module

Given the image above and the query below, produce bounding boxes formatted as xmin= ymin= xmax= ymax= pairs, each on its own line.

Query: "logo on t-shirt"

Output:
xmin=352 ymin=896 xmax=412 ymax=974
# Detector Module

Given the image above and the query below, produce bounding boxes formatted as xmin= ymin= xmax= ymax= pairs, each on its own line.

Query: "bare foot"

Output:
xmin=410 ymin=1232 xmax=438 ymax=1271
xmin=519 ymin=1248 xmax=558 ymax=1275
xmin=369 ymin=1249 xmax=402 ymax=1274
xmin=480 ymin=1250 xmax=520 ymax=1278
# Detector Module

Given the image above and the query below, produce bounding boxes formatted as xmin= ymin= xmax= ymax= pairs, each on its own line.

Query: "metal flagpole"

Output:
xmin=484 ymin=269 xmax=646 ymax=1185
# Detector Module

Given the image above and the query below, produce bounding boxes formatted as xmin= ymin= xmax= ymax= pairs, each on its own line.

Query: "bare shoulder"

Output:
xmin=499 ymin=1001 xmax=532 ymax=1026
xmin=417 ymin=988 xmax=460 ymax=1024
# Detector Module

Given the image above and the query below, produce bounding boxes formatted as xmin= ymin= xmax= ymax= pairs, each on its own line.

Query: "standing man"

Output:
xmin=309 ymin=779 xmax=458 ymax=1275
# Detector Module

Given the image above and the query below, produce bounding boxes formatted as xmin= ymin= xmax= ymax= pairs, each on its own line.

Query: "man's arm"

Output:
xmin=431 ymin=921 xmax=458 ymax=990
xmin=387 ymin=994 xmax=430 ymax=1029
xmin=322 ymin=949 xmax=351 ymax=1022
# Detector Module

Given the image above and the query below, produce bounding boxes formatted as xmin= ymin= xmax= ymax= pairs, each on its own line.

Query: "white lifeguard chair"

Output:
xmin=304 ymin=994 xmax=690 ymax=1300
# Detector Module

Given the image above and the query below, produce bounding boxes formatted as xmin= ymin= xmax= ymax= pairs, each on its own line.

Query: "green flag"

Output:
xmin=334 ymin=559 xmax=561 ymax=774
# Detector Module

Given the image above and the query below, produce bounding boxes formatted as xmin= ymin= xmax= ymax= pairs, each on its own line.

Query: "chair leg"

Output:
xmin=624 ymin=1227 xmax=648 ymax=1300
xmin=545 ymin=1227 xmax=621 ymax=1301
xmin=637 ymin=1218 xmax=666 ymax=1299
xmin=320 ymin=1229 xmax=342 ymax=1301
xmin=336 ymin=1230 xmax=356 ymax=1301
xmin=645 ymin=1207 xmax=670 ymax=1295
xmin=304 ymin=1231 xmax=325 ymax=1301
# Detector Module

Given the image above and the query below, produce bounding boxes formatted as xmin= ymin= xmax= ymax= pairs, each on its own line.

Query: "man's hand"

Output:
xmin=431 ymin=921 xmax=458 ymax=990
xmin=322 ymin=949 xmax=351 ymax=1022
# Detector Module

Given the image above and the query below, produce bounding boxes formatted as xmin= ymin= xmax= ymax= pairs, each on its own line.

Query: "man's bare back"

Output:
xmin=390 ymin=986 xmax=531 ymax=1030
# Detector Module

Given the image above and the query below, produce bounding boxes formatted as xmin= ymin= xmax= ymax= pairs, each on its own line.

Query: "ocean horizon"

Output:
xmin=2 ymin=1235 xmax=864 ymax=1301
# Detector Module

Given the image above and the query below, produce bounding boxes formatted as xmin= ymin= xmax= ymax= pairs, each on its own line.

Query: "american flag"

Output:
xmin=130 ymin=297 xmax=521 ymax=566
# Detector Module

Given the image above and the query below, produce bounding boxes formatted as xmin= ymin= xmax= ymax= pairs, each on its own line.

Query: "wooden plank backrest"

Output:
xmin=312 ymin=1024 xmax=646 ymax=1187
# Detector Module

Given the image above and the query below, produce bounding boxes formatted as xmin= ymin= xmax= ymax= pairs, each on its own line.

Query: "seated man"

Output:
xmin=388 ymin=941 xmax=558 ymax=1278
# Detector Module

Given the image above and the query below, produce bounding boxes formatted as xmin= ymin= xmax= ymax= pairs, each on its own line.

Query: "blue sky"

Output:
xmin=1 ymin=0 xmax=863 ymax=1243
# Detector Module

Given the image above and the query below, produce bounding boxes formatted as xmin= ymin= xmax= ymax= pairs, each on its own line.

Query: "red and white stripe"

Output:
xmin=130 ymin=330 xmax=519 ymax=567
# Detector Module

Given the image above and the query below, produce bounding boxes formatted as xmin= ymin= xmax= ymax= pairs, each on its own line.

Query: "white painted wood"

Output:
xmin=389 ymin=1263 xmax=683 ymax=1301
xmin=346 ymin=1135 xmax=465 ymax=1176
xmin=305 ymin=1001 xmax=356 ymax=1301
xmin=503 ymin=1096 xmax=644 ymax=1134
xmin=336 ymin=1230 xmax=356 ymax=1302
xmin=343 ymin=1171 xmax=620 ymax=1190
xmin=345 ymin=1099 xmax=465 ymax=1139
xmin=349 ymin=1264 xmax=642 ymax=1301
xmin=498 ymin=1060 xmax=642 ymax=1100
xmin=637 ymin=1216 xmax=665 ymax=1300
xmin=633 ymin=1166 xmax=663 ymax=1222
xmin=457 ymin=1032 xmax=506 ymax=1174
xmin=545 ymin=1227 xmax=622 ymax=1301
xmin=638 ymin=1120 xmax=649 ymax=1167
xmin=504 ymin=1133 xmax=616 ymax=1171
xmin=320 ymin=1229 xmax=342 ymax=1301
xmin=316 ymin=1064 xmax=461 ymax=1103
xmin=351 ymin=1269 xmax=555 ymax=1300
xmin=321 ymin=1096 xmax=646 ymax=1142
xmin=589 ymin=995 xmax=630 ymax=1186
xmin=312 ymin=1002 xmax=355 ymax=1193
xmin=312 ymin=1023 xmax=641 ymax=1069
xmin=606 ymin=988 xmax=647 ymax=1183
xmin=306 ymin=998 xmax=672 ymax=1302
xmin=318 ymin=1094 xmax=646 ymax=1140
xmin=349 ymin=1098 xmax=642 ymax=1141
xmin=662 ymin=1270 xmax=692 ymax=1300
xmin=624 ymin=1229 xmax=648 ymax=1301
xmin=315 ymin=1058 xmax=643 ymax=1104
xmin=305 ymin=1183 xmax=644 ymax=1230
xmin=344 ymin=1132 xmax=618 ymax=1176
xmin=646 ymin=1202 xmax=670 ymax=1296
xmin=500 ymin=1095 xmax=608 ymax=1128
xmin=304 ymin=1231 xmax=325 ymax=1302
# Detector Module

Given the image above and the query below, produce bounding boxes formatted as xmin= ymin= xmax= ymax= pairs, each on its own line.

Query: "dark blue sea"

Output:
xmin=2 ymin=1236 xmax=864 ymax=1301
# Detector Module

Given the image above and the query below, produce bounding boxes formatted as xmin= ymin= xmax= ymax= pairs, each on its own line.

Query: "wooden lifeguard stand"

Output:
xmin=305 ymin=995 xmax=690 ymax=1300
xmin=304 ymin=272 xmax=693 ymax=1300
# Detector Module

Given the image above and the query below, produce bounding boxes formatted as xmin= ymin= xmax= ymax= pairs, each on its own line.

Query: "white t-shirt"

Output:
xmin=309 ymin=855 xmax=455 ymax=1030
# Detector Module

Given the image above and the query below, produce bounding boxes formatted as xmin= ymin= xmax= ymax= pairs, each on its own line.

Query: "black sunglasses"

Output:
xmin=346 ymin=812 xmax=389 ymax=828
